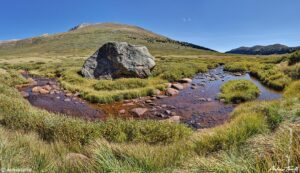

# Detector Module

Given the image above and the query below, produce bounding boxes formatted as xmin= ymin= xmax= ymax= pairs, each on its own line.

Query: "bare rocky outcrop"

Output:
xmin=81 ymin=42 xmax=156 ymax=79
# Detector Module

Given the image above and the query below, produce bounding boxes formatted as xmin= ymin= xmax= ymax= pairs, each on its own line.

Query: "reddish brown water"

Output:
xmin=19 ymin=76 xmax=105 ymax=121
xmin=19 ymin=66 xmax=282 ymax=128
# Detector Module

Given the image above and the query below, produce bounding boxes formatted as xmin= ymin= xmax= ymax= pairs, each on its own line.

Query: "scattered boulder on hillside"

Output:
xmin=81 ymin=42 xmax=156 ymax=79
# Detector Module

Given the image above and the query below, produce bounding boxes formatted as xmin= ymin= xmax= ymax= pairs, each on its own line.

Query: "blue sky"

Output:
xmin=1 ymin=0 xmax=299 ymax=52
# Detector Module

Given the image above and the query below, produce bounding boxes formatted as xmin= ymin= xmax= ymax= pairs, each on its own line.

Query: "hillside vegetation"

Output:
xmin=0 ymin=23 xmax=216 ymax=57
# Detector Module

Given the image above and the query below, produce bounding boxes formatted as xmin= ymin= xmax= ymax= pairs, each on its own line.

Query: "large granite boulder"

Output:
xmin=81 ymin=42 xmax=156 ymax=79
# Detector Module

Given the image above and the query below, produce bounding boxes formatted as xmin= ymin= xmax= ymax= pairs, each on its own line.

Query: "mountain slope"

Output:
xmin=226 ymin=44 xmax=300 ymax=55
xmin=0 ymin=23 xmax=216 ymax=56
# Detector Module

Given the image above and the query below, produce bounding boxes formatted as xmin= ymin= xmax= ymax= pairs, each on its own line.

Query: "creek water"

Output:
xmin=19 ymin=66 xmax=282 ymax=128
xmin=150 ymin=66 xmax=281 ymax=128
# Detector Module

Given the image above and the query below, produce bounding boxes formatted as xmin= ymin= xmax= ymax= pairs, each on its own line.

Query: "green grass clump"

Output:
xmin=89 ymin=140 xmax=193 ymax=173
xmin=193 ymin=101 xmax=281 ymax=155
xmin=219 ymin=80 xmax=260 ymax=103
xmin=249 ymin=63 xmax=291 ymax=90
xmin=288 ymin=50 xmax=300 ymax=65
xmin=194 ymin=113 xmax=267 ymax=155
xmin=284 ymin=80 xmax=300 ymax=98
xmin=93 ymin=78 xmax=148 ymax=91
xmin=223 ymin=62 xmax=250 ymax=72
xmin=150 ymin=56 xmax=208 ymax=82
xmin=59 ymin=68 xmax=167 ymax=103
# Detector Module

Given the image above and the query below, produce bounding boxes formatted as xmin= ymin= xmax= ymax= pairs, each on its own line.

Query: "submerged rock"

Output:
xmin=131 ymin=108 xmax=148 ymax=117
xmin=166 ymin=88 xmax=179 ymax=96
xmin=179 ymin=78 xmax=192 ymax=83
xmin=81 ymin=42 xmax=156 ymax=79
xmin=171 ymin=83 xmax=184 ymax=90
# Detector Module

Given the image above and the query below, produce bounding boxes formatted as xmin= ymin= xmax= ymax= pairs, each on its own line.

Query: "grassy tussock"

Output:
xmin=59 ymin=68 xmax=167 ymax=103
xmin=219 ymin=80 xmax=260 ymax=103
xmin=193 ymin=101 xmax=283 ymax=155
xmin=224 ymin=61 xmax=251 ymax=72
xmin=87 ymin=140 xmax=193 ymax=172
xmin=152 ymin=57 xmax=208 ymax=82
xmin=284 ymin=80 xmax=300 ymax=98
xmin=223 ymin=61 xmax=292 ymax=90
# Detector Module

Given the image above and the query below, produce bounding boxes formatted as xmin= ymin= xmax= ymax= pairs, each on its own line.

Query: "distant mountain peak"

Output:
xmin=226 ymin=44 xmax=300 ymax=55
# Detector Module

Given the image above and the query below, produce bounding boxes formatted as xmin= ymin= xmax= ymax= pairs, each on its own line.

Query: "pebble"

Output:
xmin=64 ymin=98 xmax=71 ymax=102
xmin=21 ymin=91 xmax=29 ymax=98
xmin=165 ymin=110 xmax=171 ymax=115
xmin=156 ymin=95 xmax=168 ymax=99
xmin=172 ymin=83 xmax=184 ymax=90
xmin=119 ymin=109 xmax=126 ymax=114
xmin=131 ymin=108 xmax=148 ymax=117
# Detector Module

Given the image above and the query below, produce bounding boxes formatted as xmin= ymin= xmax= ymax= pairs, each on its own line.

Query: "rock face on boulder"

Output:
xmin=81 ymin=42 xmax=156 ymax=79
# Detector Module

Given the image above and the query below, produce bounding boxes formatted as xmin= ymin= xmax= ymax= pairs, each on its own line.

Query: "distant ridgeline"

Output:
xmin=226 ymin=44 xmax=300 ymax=55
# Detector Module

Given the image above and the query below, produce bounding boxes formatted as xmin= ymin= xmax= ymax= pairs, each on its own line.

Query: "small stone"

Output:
xmin=145 ymin=100 xmax=152 ymax=103
xmin=150 ymin=97 xmax=157 ymax=100
xmin=166 ymin=88 xmax=179 ymax=96
xmin=56 ymin=96 xmax=60 ymax=99
xmin=21 ymin=91 xmax=29 ymax=98
xmin=169 ymin=106 xmax=176 ymax=109
xmin=39 ymin=88 xmax=50 ymax=94
xmin=66 ymin=93 xmax=73 ymax=97
xmin=172 ymin=83 xmax=184 ymax=90
xmin=191 ymin=86 xmax=197 ymax=89
xmin=152 ymin=89 xmax=161 ymax=96
xmin=157 ymin=95 xmax=168 ymax=99
xmin=47 ymin=81 xmax=56 ymax=85
xmin=199 ymin=98 xmax=206 ymax=102
xmin=149 ymin=103 xmax=156 ymax=106
xmin=64 ymin=98 xmax=71 ymax=102
xmin=165 ymin=110 xmax=171 ymax=115
xmin=179 ymin=78 xmax=192 ymax=83
xmin=171 ymin=112 xmax=177 ymax=116
xmin=207 ymin=98 xmax=212 ymax=102
xmin=74 ymin=92 xmax=80 ymax=97
xmin=220 ymin=99 xmax=226 ymax=102
xmin=161 ymin=104 xmax=167 ymax=108
xmin=123 ymin=102 xmax=135 ymax=106
xmin=42 ymin=85 xmax=52 ymax=91
xmin=32 ymin=86 xmax=42 ymax=93
xmin=119 ymin=109 xmax=126 ymax=114
xmin=131 ymin=108 xmax=148 ymax=117
xmin=28 ymin=78 xmax=37 ymax=85
xmin=167 ymin=116 xmax=181 ymax=123
xmin=166 ymin=83 xmax=172 ymax=88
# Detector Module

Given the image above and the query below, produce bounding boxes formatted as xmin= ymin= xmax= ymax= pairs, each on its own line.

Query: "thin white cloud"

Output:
xmin=182 ymin=17 xmax=192 ymax=22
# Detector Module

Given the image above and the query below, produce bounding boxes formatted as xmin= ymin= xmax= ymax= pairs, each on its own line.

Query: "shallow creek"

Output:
xmin=19 ymin=66 xmax=281 ymax=128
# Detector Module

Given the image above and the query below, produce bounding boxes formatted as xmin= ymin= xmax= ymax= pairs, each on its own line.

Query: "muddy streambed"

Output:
xmin=19 ymin=66 xmax=281 ymax=128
